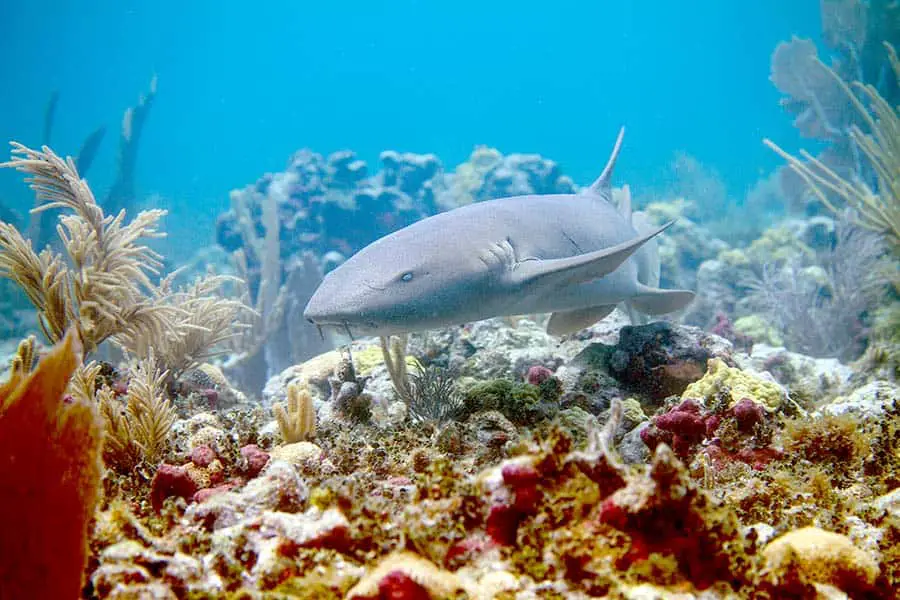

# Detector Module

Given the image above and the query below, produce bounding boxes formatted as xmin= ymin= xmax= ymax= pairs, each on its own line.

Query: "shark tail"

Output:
xmin=616 ymin=184 xmax=695 ymax=323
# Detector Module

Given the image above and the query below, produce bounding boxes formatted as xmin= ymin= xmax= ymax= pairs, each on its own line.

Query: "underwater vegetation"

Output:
xmin=0 ymin=143 xmax=250 ymax=378
xmin=0 ymin=1 xmax=899 ymax=598
xmin=766 ymin=42 xmax=899 ymax=252
xmin=764 ymin=38 xmax=900 ymax=374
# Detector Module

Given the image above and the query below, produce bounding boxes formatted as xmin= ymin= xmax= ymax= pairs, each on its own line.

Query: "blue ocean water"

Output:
xmin=0 ymin=0 xmax=820 ymax=248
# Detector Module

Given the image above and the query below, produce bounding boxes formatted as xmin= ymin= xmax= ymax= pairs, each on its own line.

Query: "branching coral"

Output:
xmin=405 ymin=362 xmax=464 ymax=427
xmin=79 ymin=354 xmax=177 ymax=472
xmin=380 ymin=334 xmax=412 ymax=401
xmin=7 ymin=335 xmax=36 ymax=376
xmin=224 ymin=173 xmax=332 ymax=394
xmin=745 ymin=222 xmax=888 ymax=360
xmin=118 ymin=272 xmax=249 ymax=385
xmin=274 ymin=380 xmax=316 ymax=443
xmin=106 ymin=75 xmax=158 ymax=215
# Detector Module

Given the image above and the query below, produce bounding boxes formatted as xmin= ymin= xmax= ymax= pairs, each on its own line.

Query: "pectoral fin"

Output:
xmin=547 ymin=304 xmax=617 ymax=336
xmin=629 ymin=284 xmax=695 ymax=315
xmin=512 ymin=221 xmax=675 ymax=288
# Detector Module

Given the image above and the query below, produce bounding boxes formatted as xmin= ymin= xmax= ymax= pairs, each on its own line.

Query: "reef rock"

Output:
xmin=818 ymin=380 xmax=899 ymax=420
xmin=737 ymin=343 xmax=853 ymax=404
xmin=559 ymin=321 xmax=733 ymax=409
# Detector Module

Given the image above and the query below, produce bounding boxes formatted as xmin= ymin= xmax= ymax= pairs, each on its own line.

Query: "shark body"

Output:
xmin=303 ymin=129 xmax=695 ymax=337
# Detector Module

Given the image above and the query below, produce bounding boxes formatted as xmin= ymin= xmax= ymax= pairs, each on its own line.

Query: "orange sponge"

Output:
xmin=0 ymin=330 xmax=104 ymax=599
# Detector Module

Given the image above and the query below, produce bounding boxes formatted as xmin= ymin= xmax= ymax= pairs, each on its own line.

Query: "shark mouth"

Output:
xmin=308 ymin=318 xmax=383 ymax=340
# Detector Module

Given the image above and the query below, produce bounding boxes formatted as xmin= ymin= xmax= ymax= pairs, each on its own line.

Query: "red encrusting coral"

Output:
xmin=193 ymin=481 xmax=241 ymax=503
xmin=640 ymin=399 xmax=709 ymax=458
xmin=596 ymin=445 xmax=754 ymax=589
xmin=150 ymin=464 xmax=199 ymax=512
xmin=481 ymin=459 xmax=549 ymax=546
xmin=191 ymin=444 xmax=216 ymax=467
xmin=240 ymin=443 xmax=271 ymax=477
xmin=709 ymin=311 xmax=753 ymax=352
xmin=731 ymin=397 xmax=766 ymax=432
xmin=525 ymin=364 xmax=554 ymax=386
xmin=641 ymin=397 xmax=781 ymax=470
xmin=377 ymin=570 xmax=432 ymax=600
xmin=444 ymin=533 xmax=495 ymax=569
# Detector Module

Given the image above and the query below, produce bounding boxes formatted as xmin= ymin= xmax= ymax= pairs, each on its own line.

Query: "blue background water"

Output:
xmin=0 ymin=0 xmax=820 ymax=247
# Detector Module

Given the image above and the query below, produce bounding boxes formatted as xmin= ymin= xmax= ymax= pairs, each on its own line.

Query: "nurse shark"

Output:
xmin=304 ymin=129 xmax=694 ymax=337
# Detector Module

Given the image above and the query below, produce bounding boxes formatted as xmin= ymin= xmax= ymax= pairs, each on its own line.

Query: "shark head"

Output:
xmin=303 ymin=221 xmax=496 ymax=337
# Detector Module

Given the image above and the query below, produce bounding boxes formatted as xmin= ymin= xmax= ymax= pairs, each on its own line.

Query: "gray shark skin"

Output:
xmin=303 ymin=129 xmax=695 ymax=338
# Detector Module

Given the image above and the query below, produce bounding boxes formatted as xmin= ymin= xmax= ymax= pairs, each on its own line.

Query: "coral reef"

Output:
xmin=4 ymin=36 xmax=900 ymax=594
xmin=216 ymin=145 xmax=575 ymax=274
xmin=0 ymin=305 xmax=894 ymax=598
xmin=214 ymin=143 xmax=578 ymax=391
xmin=558 ymin=321 xmax=733 ymax=412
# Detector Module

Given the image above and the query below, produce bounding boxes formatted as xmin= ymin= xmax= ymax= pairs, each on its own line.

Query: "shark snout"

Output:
xmin=303 ymin=271 xmax=373 ymax=326
xmin=303 ymin=291 xmax=341 ymax=325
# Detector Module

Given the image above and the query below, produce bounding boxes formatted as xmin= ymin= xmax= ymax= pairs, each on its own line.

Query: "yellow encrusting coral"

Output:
xmin=682 ymin=357 xmax=785 ymax=411
xmin=763 ymin=526 xmax=879 ymax=593
xmin=0 ymin=330 xmax=103 ymax=599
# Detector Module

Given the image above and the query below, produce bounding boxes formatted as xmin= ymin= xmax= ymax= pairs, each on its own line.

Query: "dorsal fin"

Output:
xmin=587 ymin=127 xmax=625 ymax=200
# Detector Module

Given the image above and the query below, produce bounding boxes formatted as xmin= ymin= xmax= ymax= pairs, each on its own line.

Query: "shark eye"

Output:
xmin=400 ymin=271 xmax=414 ymax=282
